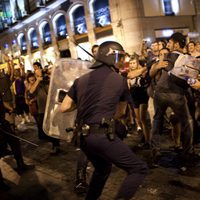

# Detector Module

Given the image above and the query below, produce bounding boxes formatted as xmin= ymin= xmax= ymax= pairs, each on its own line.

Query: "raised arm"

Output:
xmin=149 ymin=60 xmax=168 ymax=78
xmin=127 ymin=67 xmax=147 ymax=79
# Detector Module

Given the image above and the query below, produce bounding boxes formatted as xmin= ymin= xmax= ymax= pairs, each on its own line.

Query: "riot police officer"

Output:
xmin=0 ymin=93 xmax=35 ymax=176
xmin=61 ymin=41 xmax=148 ymax=200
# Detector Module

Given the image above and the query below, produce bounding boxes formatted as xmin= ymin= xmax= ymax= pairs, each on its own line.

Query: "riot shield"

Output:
xmin=43 ymin=58 xmax=92 ymax=141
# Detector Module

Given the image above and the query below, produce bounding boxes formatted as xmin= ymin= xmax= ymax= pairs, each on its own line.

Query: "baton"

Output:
xmin=68 ymin=37 xmax=94 ymax=59
xmin=0 ymin=127 xmax=39 ymax=147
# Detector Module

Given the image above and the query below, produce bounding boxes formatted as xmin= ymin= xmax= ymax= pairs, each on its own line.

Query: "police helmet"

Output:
xmin=91 ymin=41 xmax=125 ymax=69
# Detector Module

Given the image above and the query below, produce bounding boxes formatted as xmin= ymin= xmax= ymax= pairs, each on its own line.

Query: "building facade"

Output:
xmin=0 ymin=0 xmax=199 ymax=71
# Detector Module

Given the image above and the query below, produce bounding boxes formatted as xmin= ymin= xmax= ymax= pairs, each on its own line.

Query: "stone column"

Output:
xmin=65 ymin=13 xmax=77 ymax=59
xmin=109 ymin=0 xmax=143 ymax=54
xmin=35 ymin=22 xmax=45 ymax=67
xmin=48 ymin=15 xmax=60 ymax=60
xmin=84 ymin=0 xmax=96 ymax=46
xmin=24 ymin=26 xmax=33 ymax=64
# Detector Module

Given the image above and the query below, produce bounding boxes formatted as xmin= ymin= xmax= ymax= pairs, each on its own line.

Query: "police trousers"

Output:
xmin=81 ymin=128 xmax=148 ymax=200
xmin=0 ymin=119 xmax=23 ymax=160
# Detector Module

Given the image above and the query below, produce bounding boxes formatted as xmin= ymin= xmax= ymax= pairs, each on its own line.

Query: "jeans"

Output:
xmin=152 ymin=91 xmax=193 ymax=153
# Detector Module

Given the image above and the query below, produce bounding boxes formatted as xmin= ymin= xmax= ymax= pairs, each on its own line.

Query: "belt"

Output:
xmin=88 ymin=124 xmax=105 ymax=134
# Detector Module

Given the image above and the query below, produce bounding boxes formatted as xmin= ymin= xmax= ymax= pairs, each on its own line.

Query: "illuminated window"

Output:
xmin=162 ymin=0 xmax=179 ymax=16
xmin=56 ymin=15 xmax=67 ymax=39
xmin=93 ymin=0 xmax=111 ymax=27
xmin=42 ymin=23 xmax=52 ymax=44
xmin=30 ymin=29 xmax=39 ymax=49
xmin=72 ymin=6 xmax=87 ymax=35
xmin=18 ymin=34 xmax=27 ymax=53
xmin=0 ymin=0 xmax=12 ymax=30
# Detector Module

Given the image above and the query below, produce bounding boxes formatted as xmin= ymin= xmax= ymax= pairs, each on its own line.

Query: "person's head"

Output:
xmin=167 ymin=32 xmax=186 ymax=52
xmin=14 ymin=69 xmax=20 ymax=78
xmin=91 ymin=41 xmax=125 ymax=69
xmin=150 ymin=41 xmax=159 ymax=54
xmin=196 ymin=41 xmax=200 ymax=53
xmin=33 ymin=62 xmax=42 ymax=71
xmin=129 ymin=54 xmax=139 ymax=71
xmin=158 ymin=48 xmax=170 ymax=61
xmin=158 ymin=40 xmax=167 ymax=50
xmin=26 ymin=72 xmax=36 ymax=84
xmin=187 ymin=41 xmax=196 ymax=54
xmin=91 ymin=44 xmax=99 ymax=58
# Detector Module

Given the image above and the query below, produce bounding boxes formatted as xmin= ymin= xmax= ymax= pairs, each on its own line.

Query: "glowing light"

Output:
xmin=171 ymin=0 xmax=179 ymax=15
xmin=12 ymin=40 xmax=16 ymax=45
xmin=143 ymin=37 xmax=151 ymax=42
xmin=162 ymin=29 xmax=174 ymax=37
xmin=4 ymin=44 xmax=9 ymax=49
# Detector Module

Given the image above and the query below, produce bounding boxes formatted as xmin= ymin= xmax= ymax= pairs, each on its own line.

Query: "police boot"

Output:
xmin=16 ymin=158 xmax=35 ymax=174
xmin=74 ymin=169 xmax=89 ymax=195
xmin=0 ymin=179 xmax=10 ymax=191
xmin=0 ymin=170 xmax=10 ymax=191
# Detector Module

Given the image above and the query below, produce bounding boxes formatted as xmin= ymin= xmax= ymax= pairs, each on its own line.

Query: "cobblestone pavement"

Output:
xmin=1 ymin=118 xmax=200 ymax=200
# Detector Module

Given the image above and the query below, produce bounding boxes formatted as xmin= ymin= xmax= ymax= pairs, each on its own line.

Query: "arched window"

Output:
xmin=42 ymin=23 xmax=52 ymax=44
xmin=72 ymin=6 xmax=87 ymax=34
xmin=29 ymin=29 xmax=39 ymax=49
xmin=18 ymin=33 xmax=27 ymax=53
xmin=162 ymin=0 xmax=179 ymax=16
xmin=56 ymin=15 xmax=67 ymax=39
xmin=92 ymin=0 xmax=111 ymax=27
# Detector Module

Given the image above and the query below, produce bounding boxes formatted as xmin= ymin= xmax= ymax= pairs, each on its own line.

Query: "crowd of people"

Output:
xmin=0 ymin=32 xmax=200 ymax=200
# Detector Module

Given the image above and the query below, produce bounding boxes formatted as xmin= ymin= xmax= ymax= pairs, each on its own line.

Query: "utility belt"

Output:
xmin=71 ymin=118 xmax=116 ymax=147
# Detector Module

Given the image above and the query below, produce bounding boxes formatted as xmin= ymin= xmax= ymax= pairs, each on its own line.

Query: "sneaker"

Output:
xmin=137 ymin=126 xmax=142 ymax=133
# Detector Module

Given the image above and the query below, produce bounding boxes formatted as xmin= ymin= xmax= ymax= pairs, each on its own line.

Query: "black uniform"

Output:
xmin=68 ymin=65 xmax=148 ymax=200
xmin=0 ymin=95 xmax=32 ymax=172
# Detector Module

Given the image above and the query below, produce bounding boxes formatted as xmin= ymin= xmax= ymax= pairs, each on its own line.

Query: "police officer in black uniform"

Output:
xmin=0 ymin=93 xmax=34 ymax=175
xmin=61 ymin=41 xmax=148 ymax=200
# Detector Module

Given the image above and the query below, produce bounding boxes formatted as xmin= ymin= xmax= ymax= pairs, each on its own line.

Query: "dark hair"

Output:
xmin=33 ymin=62 xmax=42 ymax=69
xmin=26 ymin=72 xmax=35 ymax=82
xmin=91 ymin=44 xmax=99 ymax=53
xmin=159 ymin=47 xmax=170 ymax=52
xmin=158 ymin=40 xmax=167 ymax=48
xmin=169 ymin=32 xmax=186 ymax=49
xmin=129 ymin=53 xmax=139 ymax=61
xmin=187 ymin=41 xmax=196 ymax=49
xmin=151 ymin=41 xmax=158 ymax=45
